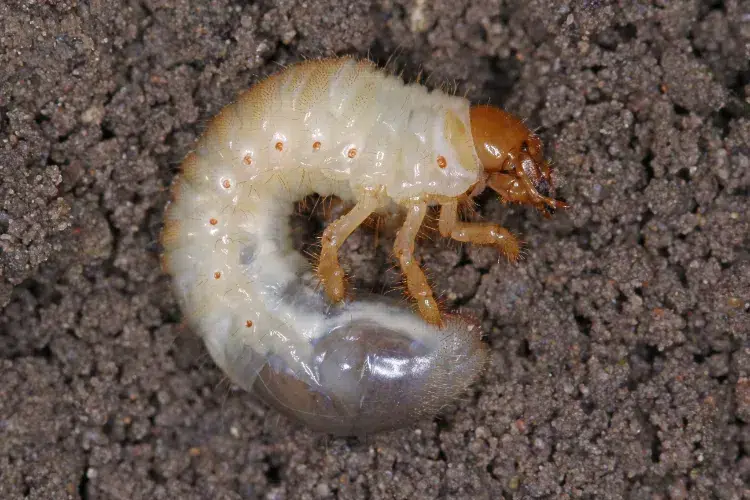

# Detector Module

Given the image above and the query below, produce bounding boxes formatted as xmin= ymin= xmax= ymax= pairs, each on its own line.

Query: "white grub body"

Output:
xmin=161 ymin=57 xmax=489 ymax=435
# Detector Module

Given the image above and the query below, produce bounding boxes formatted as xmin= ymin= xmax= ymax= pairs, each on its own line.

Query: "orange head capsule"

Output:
xmin=469 ymin=105 xmax=568 ymax=216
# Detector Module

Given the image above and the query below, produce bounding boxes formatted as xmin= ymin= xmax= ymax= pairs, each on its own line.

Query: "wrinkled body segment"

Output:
xmin=160 ymin=57 xmax=565 ymax=435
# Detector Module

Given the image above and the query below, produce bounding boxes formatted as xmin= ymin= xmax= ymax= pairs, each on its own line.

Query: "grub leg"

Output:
xmin=439 ymin=199 xmax=520 ymax=261
xmin=317 ymin=193 xmax=381 ymax=303
xmin=394 ymin=199 xmax=443 ymax=326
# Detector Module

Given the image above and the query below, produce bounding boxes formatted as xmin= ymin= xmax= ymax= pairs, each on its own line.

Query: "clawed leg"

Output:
xmin=439 ymin=199 xmax=520 ymax=261
xmin=317 ymin=193 xmax=381 ymax=303
xmin=394 ymin=199 xmax=443 ymax=327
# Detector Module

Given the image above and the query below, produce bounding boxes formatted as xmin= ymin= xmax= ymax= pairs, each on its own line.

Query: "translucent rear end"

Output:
xmin=238 ymin=311 xmax=489 ymax=436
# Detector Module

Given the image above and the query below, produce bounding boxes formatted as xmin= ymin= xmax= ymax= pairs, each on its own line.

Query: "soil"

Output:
xmin=1 ymin=0 xmax=749 ymax=499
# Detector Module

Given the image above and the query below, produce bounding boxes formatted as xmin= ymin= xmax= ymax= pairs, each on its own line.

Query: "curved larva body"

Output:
xmin=161 ymin=57 xmax=491 ymax=435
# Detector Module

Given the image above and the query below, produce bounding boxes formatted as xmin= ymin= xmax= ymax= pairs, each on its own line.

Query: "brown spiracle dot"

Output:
xmin=437 ymin=155 xmax=447 ymax=169
xmin=312 ymin=141 xmax=321 ymax=151
xmin=243 ymin=154 xmax=252 ymax=165
xmin=209 ymin=218 xmax=218 ymax=225
xmin=246 ymin=320 xmax=253 ymax=328
xmin=275 ymin=141 xmax=284 ymax=152
xmin=347 ymin=148 xmax=357 ymax=159
xmin=222 ymin=179 xmax=231 ymax=189
xmin=214 ymin=271 xmax=222 ymax=279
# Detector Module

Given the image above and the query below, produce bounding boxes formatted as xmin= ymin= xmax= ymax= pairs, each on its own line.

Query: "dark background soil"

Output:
xmin=2 ymin=0 xmax=749 ymax=498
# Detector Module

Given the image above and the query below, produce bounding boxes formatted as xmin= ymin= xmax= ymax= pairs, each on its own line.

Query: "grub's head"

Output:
xmin=469 ymin=105 xmax=567 ymax=215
